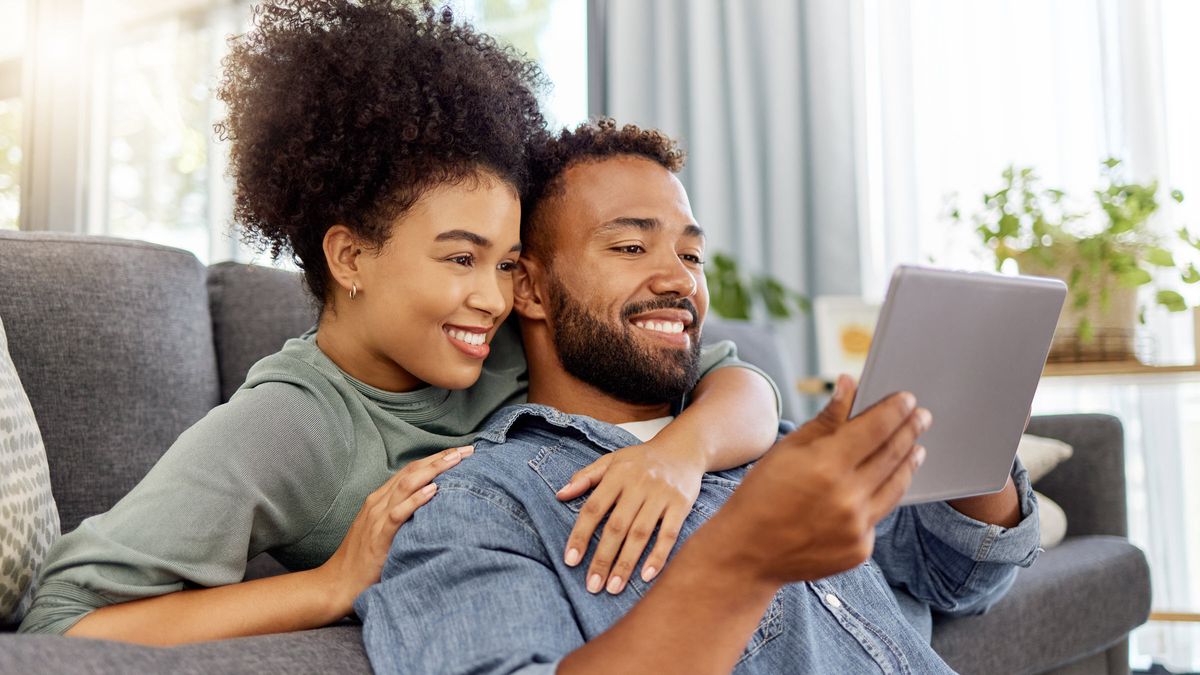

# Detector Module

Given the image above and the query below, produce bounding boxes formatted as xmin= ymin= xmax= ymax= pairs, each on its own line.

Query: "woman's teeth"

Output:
xmin=634 ymin=320 xmax=685 ymax=335
xmin=446 ymin=328 xmax=486 ymax=346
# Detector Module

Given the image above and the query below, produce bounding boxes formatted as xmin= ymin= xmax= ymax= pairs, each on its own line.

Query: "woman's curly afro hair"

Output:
xmin=215 ymin=0 xmax=547 ymax=303
xmin=522 ymin=118 xmax=686 ymax=256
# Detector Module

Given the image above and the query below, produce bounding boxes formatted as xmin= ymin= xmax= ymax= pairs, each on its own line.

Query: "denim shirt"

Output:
xmin=356 ymin=404 xmax=1041 ymax=675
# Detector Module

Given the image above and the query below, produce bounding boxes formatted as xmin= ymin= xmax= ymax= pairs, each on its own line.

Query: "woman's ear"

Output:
xmin=323 ymin=225 xmax=364 ymax=297
xmin=513 ymin=256 xmax=548 ymax=321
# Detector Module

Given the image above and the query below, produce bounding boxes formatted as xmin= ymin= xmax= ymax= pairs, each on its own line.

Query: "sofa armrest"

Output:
xmin=1025 ymin=413 xmax=1127 ymax=538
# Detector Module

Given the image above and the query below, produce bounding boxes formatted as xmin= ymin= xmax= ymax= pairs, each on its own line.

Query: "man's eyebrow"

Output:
xmin=594 ymin=217 xmax=705 ymax=239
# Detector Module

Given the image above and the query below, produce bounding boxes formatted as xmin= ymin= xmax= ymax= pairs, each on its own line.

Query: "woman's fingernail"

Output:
xmin=460 ymin=445 xmax=475 ymax=456
xmin=421 ymin=483 xmax=438 ymax=496
xmin=641 ymin=566 xmax=657 ymax=582
xmin=564 ymin=548 xmax=581 ymax=566
xmin=587 ymin=574 xmax=604 ymax=594
xmin=606 ymin=576 xmax=624 ymax=594
xmin=443 ymin=450 xmax=461 ymax=463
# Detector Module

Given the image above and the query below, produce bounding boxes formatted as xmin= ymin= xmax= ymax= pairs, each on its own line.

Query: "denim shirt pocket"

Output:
xmin=528 ymin=441 xmax=595 ymax=514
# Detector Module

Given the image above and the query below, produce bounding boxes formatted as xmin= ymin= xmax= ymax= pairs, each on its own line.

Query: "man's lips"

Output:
xmin=627 ymin=309 xmax=694 ymax=343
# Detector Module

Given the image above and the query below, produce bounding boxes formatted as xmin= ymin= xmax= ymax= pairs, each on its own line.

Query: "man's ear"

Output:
xmin=323 ymin=225 xmax=364 ymax=297
xmin=513 ymin=256 xmax=549 ymax=321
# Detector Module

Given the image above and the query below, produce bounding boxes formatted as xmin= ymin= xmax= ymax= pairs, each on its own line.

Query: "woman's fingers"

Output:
xmin=584 ymin=493 xmax=646 ymax=594
xmin=378 ymin=445 xmax=472 ymax=510
xmin=563 ymin=479 xmax=620 ymax=568
xmin=605 ymin=498 xmax=675 ymax=593
xmin=557 ymin=455 xmax=612 ymax=501
xmin=640 ymin=504 xmax=687 ymax=583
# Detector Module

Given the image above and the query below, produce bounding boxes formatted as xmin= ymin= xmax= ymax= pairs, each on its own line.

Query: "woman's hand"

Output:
xmin=556 ymin=440 xmax=704 ymax=595
xmin=556 ymin=374 xmax=859 ymax=596
xmin=316 ymin=445 xmax=473 ymax=614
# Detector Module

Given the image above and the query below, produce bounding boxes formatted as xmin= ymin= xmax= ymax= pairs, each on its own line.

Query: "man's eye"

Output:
xmin=613 ymin=245 xmax=645 ymax=255
xmin=448 ymin=255 xmax=475 ymax=267
xmin=680 ymin=254 xmax=705 ymax=265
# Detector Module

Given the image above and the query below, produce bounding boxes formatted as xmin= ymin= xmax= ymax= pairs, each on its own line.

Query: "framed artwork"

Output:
xmin=813 ymin=296 xmax=881 ymax=379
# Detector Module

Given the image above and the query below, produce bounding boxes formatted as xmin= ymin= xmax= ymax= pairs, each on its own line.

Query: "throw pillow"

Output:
xmin=0 ymin=314 xmax=61 ymax=625
xmin=1017 ymin=434 xmax=1074 ymax=549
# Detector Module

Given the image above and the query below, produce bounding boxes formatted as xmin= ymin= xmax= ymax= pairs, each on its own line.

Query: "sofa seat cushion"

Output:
xmin=0 ymin=623 xmax=370 ymax=673
xmin=0 ymin=315 xmax=61 ymax=626
xmin=931 ymin=535 xmax=1150 ymax=675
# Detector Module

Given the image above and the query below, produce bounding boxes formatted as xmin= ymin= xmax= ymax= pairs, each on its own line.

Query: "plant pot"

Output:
xmin=1015 ymin=252 xmax=1139 ymax=362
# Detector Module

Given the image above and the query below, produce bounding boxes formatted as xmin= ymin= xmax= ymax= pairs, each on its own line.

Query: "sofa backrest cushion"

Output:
xmin=0 ymin=232 xmax=220 ymax=532
xmin=207 ymin=262 xmax=319 ymax=403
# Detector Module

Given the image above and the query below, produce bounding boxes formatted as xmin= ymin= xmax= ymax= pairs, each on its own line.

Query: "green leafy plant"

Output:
xmin=953 ymin=159 xmax=1194 ymax=342
xmin=704 ymin=252 xmax=811 ymax=320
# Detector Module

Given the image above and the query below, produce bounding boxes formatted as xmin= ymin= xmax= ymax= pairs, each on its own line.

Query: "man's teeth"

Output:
xmin=634 ymin=320 xmax=686 ymax=335
xmin=447 ymin=329 xmax=486 ymax=346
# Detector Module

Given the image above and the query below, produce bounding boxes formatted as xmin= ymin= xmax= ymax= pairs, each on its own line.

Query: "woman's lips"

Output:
xmin=443 ymin=325 xmax=491 ymax=359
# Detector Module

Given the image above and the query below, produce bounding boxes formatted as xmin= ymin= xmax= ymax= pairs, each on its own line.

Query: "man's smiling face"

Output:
xmin=533 ymin=155 xmax=709 ymax=404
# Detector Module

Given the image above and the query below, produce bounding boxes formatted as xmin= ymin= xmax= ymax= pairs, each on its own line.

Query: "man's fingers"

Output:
xmin=837 ymin=391 xmax=918 ymax=465
xmin=858 ymin=407 xmax=931 ymax=487
xmin=866 ymin=445 xmax=925 ymax=522
xmin=640 ymin=506 xmax=687 ymax=583
xmin=584 ymin=495 xmax=645 ymax=594
xmin=562 ymin=481 xmax=620 ymax=568
xmin=604 ymin=501 xmax=665 ymax=594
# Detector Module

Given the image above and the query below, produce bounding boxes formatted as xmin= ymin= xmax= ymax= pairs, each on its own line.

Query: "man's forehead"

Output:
xmin=555 ymin=156 xmax=695 ymax=233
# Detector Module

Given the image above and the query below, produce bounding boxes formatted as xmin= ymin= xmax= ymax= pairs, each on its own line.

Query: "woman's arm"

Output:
xmin=64 ymin=445 xmax=469 ymax=645
xmin=661 ymin=364 xmax=780 ymax=470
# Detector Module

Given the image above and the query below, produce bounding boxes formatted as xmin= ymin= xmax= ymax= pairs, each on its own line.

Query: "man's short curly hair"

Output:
xmin=522 ymin=118 xmax=686 ymax=257
xmin=215 ymin=0 xmax=547 ymax=303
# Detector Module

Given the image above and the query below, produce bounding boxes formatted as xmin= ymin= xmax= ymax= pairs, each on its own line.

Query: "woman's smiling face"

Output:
xmin=321 ymin=173 xmax=522 ymax=392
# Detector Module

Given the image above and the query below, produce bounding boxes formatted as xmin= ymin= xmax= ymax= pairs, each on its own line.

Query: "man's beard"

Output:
xmin=547 ymin=273 xmax=703 ymax=406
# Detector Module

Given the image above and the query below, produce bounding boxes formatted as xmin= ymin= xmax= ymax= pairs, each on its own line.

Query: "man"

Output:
xmin=354 ymin=119 xmax=1040 ymax=674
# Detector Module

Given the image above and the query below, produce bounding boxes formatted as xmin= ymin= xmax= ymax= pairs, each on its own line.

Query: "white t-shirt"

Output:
xmin=615 ymin=416 xmax=675 ymax=443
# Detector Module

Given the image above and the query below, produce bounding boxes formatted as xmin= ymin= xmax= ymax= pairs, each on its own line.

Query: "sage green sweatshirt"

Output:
xmin=19 ymin=324 xmax=774 ymax=635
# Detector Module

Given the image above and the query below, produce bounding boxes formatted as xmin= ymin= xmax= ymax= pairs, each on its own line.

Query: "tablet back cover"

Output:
xmin=849 ymin=266 xmax=1066 ymax=505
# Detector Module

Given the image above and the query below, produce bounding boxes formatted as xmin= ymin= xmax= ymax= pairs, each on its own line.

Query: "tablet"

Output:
xmin=848 ymin=265 xmax=1066 ymax=505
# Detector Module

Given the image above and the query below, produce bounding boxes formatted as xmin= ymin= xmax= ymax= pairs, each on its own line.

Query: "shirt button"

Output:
xmin=825 ymin=593 xmax=842 ymax=608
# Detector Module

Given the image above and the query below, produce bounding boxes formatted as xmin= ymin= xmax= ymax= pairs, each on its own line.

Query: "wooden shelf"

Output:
xmin=1042 ymin=361 xmax=1200 ymax=378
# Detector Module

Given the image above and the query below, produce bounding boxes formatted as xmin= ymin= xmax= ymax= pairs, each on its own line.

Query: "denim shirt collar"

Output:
xmin=475 ymin=403 xmax=643 ymax=453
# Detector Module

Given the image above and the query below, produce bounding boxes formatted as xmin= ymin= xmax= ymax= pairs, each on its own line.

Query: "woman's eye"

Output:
xmin=498 ymin=260 xmax=518 ymax=272
xmin=448 ymin=255 xmax=474 ymax=267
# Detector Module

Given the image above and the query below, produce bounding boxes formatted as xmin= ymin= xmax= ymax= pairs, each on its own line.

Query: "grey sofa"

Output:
xmin=0 ymin=230 xmax=1150 ymax=674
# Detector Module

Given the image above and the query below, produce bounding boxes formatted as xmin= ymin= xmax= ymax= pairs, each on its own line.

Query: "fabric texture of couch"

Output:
xmin=0 ymin=231 xmax=1151 ymax=673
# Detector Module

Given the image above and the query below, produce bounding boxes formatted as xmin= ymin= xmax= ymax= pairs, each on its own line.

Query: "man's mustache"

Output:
xmin=620 ymin=298 xmax=699 ymax=328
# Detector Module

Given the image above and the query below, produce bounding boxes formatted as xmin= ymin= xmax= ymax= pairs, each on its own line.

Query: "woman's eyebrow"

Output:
xmin=435 ymin=229 xmax=492 ymax=247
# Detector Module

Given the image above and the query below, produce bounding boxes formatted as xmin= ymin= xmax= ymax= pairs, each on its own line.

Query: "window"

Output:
xmin=0 ymin=0 xmax=26 ymax=230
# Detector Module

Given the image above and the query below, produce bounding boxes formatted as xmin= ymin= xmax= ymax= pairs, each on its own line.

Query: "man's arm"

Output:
xmin=872 ymin=460 xmax=1041 ymax=616
xmin=360 ymin=393 xmax=928 ymax=675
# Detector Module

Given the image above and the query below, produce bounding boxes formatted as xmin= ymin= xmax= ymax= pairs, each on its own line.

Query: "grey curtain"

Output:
xmin=592 ymin=0 xmax=864 ymax=398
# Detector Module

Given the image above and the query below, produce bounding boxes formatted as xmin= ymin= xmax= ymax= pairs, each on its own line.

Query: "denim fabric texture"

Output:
xmin=356 ymin=404 xmax=1040 ymax=674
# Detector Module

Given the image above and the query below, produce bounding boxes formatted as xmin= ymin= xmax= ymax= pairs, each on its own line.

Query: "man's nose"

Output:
xmin=647 ymin=254 xmax=698 ymax=298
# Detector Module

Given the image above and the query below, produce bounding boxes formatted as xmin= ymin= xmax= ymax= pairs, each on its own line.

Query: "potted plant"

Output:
xmin=954 ymin=159 xmax=1195 ymax=362
xmin=704 ymin=253 xmax=810 ymax=321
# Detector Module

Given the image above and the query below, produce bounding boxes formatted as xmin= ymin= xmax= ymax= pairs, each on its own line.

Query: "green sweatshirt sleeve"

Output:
xmin=18 ymin=382 xmax=347 ymax=635
xmin=696 ymin=340 xmax=783 ymax=418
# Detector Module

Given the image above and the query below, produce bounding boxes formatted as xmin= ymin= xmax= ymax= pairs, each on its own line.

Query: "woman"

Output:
xmin=19 ymin=0 xmax=779 ymax=644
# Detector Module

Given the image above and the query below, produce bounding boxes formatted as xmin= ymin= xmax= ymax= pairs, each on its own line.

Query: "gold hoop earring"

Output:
xmin=350 ymin=283 xmax=358 ymax=300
